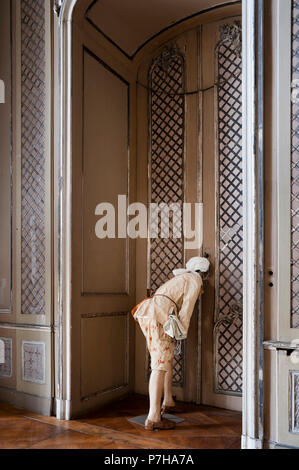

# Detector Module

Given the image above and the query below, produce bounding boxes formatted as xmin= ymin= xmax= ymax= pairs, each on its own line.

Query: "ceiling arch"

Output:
xmin=85 ymin=0 xmax=240 ymax=59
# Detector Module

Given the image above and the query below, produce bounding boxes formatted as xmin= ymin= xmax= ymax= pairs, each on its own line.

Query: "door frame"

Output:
xmin=241 ymin=0 xmax=264 ymax=449
xmin=54 ymin=0 xmax=265 ymax=450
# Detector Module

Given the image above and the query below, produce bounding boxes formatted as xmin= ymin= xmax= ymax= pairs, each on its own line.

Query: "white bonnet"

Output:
xmin=186 ymin=256 xmax=210 ymax=273
xmin=172 ymin=256 xmax=210 ymax=277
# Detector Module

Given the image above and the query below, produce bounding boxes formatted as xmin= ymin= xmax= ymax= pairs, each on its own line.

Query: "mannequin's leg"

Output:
xmin=162 ymin=365 xmax=175 ymax=408
xmin=147 ymin=369 xmax=165 ymax=422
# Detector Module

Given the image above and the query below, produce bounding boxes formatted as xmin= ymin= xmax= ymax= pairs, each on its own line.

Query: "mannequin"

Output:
xmin=132 ymin=256 xmax=210 ymax=431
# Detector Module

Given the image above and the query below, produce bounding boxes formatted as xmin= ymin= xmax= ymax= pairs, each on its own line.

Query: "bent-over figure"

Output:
xmin=132 ymin=256 xmax=210 ymax=431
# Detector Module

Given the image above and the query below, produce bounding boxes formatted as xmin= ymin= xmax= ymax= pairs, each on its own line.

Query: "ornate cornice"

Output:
xmin=216 ymin=20 xmax=242 ymax=58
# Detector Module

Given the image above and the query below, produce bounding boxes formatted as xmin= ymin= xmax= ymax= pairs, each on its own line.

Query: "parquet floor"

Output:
xmin=0 ymin=394 xmax=241 ymax=449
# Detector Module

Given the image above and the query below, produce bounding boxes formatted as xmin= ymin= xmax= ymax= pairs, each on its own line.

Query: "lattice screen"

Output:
xmin=148 ymin=45 xmax=185 ymax=386
xmin=291 ymin=0 xmax=299 ymax=329
xmin=214 ymin=23 xmax=243 ymax=395
xmin=21 ymin=0 xmax=46 ymax=315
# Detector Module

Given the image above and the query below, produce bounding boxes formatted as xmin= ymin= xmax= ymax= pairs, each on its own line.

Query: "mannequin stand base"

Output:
xmin=128 ymin=413 xmax=185 ymax=428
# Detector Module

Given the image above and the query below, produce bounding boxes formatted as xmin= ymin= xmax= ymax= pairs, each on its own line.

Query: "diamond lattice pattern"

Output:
xmin=216 ymin=317 xmax=243 ymax=393
xmin=292 ymin=0 xmax=299 ymax=328
xmin=21 ymin=0 xmax=46 ymax=315
xmin=149 ymin=50 xmax=185 ymax=386
xmin=215 ymin=37 xmax=243 ymax=394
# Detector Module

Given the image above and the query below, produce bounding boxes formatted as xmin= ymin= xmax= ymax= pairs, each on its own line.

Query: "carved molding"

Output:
xmin=216 ymin=21 xmax=242 ymax=58
xmin=53 ymin=0 xmax=64 ymax=16
xmin=241 ymin=0 xmax=264 ymax=448
xmin=152 ymin=43 xmax=183 ymax=79
xmin=289 ymin=370 xmax=299 ymax=434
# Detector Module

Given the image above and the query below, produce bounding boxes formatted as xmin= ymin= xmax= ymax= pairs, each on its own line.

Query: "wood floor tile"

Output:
xmin=175 ymin=436 xmax=241 ymax=449
xmin=29 ymin=429 xmax=140 ymax=449
xmin=23 ymin=415 xmax=183 ymax=449
xmin=0 ymin=395 xmax=242 ymax=449
xmin=0 ymin=417 xmax=64 ymax=449
xmin=82 ymin=417 xmax=236 ymax=442
xmin=180 ymin=412 xmax=242 ymax=436
xmin=0 ymin=403 xmax=26 ymax=418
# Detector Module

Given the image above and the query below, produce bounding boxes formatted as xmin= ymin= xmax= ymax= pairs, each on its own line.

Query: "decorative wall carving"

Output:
xmin=21 ymin=0 xmax=46 ymax=315
xmin=22 ymin=341 xmax=46 ymax=384
xmin=214 ymin=22 xmax=243 ymax=395
xmin=0 ymin=337 xmax=12 ymax=378
xmin=216 ymin=21 xmax=242 ymax=58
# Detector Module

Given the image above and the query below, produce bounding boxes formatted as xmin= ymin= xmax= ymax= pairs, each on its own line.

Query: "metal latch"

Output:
xmin=263 ymin=340 xmax=299 ymax=362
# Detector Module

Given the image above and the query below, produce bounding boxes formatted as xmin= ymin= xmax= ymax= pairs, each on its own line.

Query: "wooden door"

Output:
xmin=135 ymin=29 xmax=202 ymax=403
xmin=69 ymin=15 xmax=137 ymax=417
xmin=134 ymin=12 xmax=243 ymax=410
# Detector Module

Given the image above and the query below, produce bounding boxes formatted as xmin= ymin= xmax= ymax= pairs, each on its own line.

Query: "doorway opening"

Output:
xmin=55 ymin=0 xmax=264 ymax=448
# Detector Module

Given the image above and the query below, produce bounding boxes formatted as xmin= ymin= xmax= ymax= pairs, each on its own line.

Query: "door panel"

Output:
xmin=135 ymin=13 xmax=242 ymax=408
xmin=135 ymin=30 xmax=201 ymax=402
xmin=81 ymin=314 xmax=129 ymax=398
xmin=277 ymin=353 xmax=299 ymax=447
xmin=263 ymin=0 xmax=299 ymax=447
xmin=70 ymin=18 xmax=136 ymax=416
xmin=82 ymin=49 xmax=129 ymax=295
xmin=201 ymin=17 xmax=242 ymax=411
